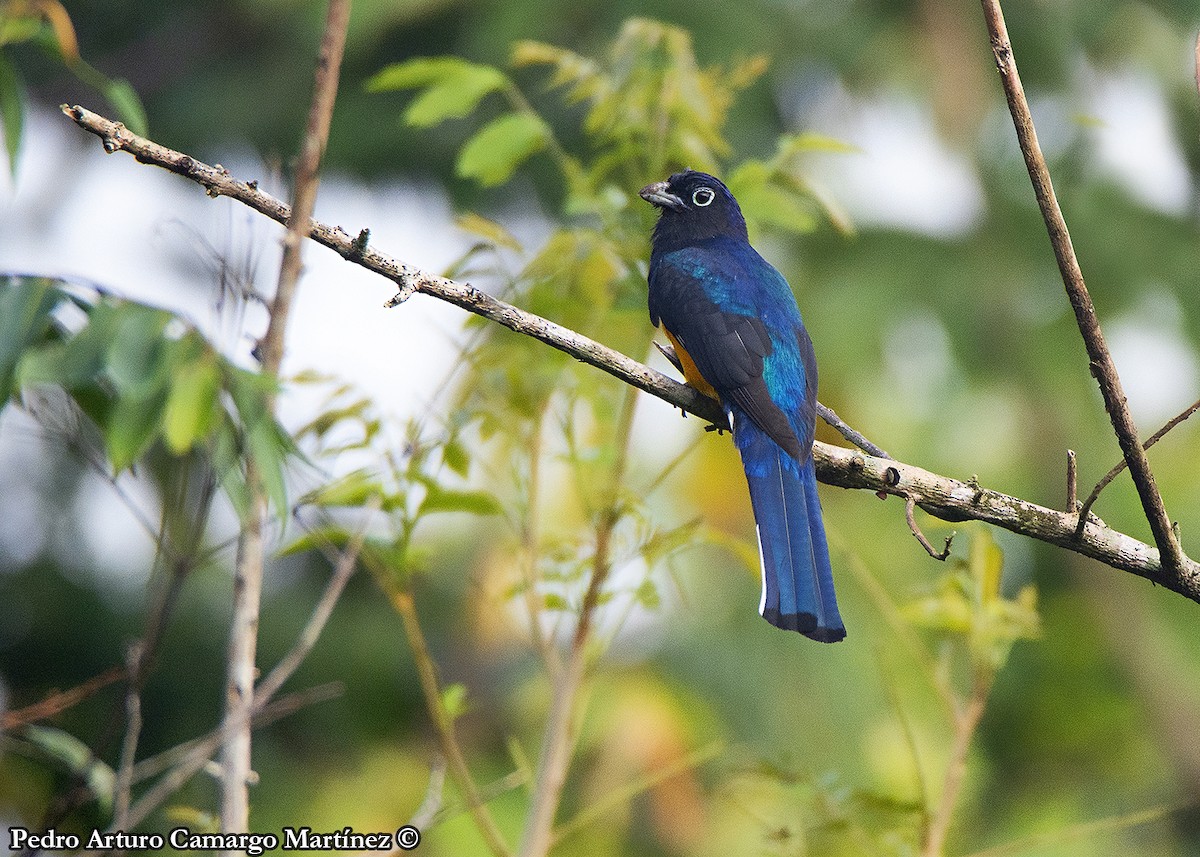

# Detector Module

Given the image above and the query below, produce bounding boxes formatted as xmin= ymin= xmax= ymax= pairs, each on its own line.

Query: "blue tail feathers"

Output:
xmin=738 ymin=422 xmax=845 ymax=643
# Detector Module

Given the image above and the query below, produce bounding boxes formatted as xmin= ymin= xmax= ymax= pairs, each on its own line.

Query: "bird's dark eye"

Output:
xmin=692 ymin=187 xmax=715 ymax=207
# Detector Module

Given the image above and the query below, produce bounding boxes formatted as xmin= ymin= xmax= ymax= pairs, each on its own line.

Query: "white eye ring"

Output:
xmin=692 ymin=187 xmax=715 ymax=207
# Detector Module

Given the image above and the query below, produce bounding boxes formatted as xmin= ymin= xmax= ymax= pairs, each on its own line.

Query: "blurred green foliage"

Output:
xmin=0 ymin=0 xmax=146 ymax=174
xmin=2 ymin=2 xmax=1200 ymax=857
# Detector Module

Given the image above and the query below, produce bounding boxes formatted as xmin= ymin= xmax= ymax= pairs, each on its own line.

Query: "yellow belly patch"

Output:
xmin=663 ymin=328 xmax=720 ymax=402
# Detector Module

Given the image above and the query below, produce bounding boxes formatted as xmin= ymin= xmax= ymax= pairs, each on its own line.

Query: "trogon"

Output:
xmin=640 ymin=170 xmax=845 ymax=643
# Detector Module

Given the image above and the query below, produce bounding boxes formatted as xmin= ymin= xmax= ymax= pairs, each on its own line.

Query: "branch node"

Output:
xmin=884 ymin=466 xmax=901 ymax=487
xmin=347 ymin=228 xmax=370 ymax=262
xmin=386 ymin=281 xmax=418 ymax=308
xmin=966 ymin=475 xmax=984 ymax=503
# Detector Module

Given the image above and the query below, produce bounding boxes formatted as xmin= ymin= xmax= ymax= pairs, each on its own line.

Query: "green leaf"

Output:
xmin=106 ymin=383 xmax=167 ymax=471
xmin=227 ymin=366 xmax=277 ymax=432
xmin=775 ymin=131 xmax=858 ymax=158
xmin=728 ymin=162 xmax=819 ymax=235
xmin=103 ymin=78 xmax=148 ymax=136
xmin=456 ymin=212 xmax=523 ymax=252
xmin=442 ymin=436 xmax=470 ymax=477
xmin=366 ymin=57 xmax=479 ymax=92
xmin=403 ymin=65 xmax=507 ymax=128
xmin=419 ymin=484 xmax=502 ymax=517
xmin=0 ymin=52 xmax=23 ymax=178
xmin=455 ymin=112 xmax=549 ymax=187
xmin=162 ymin=353 xmax=221 ymax=454
xmin=634 ymin=579 xmax=661 ymax=610
xmin=247 ymin=419 xmax=292 ymax=519
xmin=300 ymin=468 xmax=384 ymax=509
xmin=22 ymin=725 xmax=115 ymax=815
xmin=105 ymin=307 xmax=170 ymax=396
xmin=211 ymin=424 xmax=250 ymax=520
xmin=280 ymin=525 xmax=353 ymax=557
xmin=0 ymin=278 xmax=57 ymax=401
xmin=441 ymin=683 xmax=469 ymax=721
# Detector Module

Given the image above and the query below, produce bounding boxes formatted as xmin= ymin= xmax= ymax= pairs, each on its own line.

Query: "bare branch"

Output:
xmin=61 ymin=103 xmax=727 ymax=429
xmin=1076 ymin=397 xmax=1200 ymax=537
xmin=60 ymin=105 xmax=1200 ymax=603
xmin=979 ymin=0 xmax=1184 ymax=576
xmin=388 ymin=587 xmax=513 ymax=857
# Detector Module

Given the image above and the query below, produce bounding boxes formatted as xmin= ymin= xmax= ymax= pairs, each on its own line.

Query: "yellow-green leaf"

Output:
xmin=403 ymin=65 xmax=507 ymax=128
xmin=162 ymin=354 xmax=221 ymax=454
xmin=456 ymin=112 xmax=549 ymax=187
xmin=456 ymin=212 xmax=523 ymax=251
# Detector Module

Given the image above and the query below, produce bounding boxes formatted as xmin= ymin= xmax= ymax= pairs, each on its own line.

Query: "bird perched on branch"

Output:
xmin=640 ymin=170 xmax=844 ymax=642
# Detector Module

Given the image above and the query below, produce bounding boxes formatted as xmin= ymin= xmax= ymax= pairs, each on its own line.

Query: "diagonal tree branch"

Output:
xmin=978 ymin=0 xmax=1185 ymax=576
xmin=60 ymin=104 xmax=1200 ymax=603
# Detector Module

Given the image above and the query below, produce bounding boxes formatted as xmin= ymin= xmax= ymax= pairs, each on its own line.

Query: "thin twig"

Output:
xmin=1066 ymin=449 xmax=1078 ymax=512
xmin=1075 ymin=396 xmax=1200 ymax=537
xmin=60 ymin=105 xmax=1200 ymax=600
xmin=220 ymin=0 xmax=351 ymax=836
xmin=128 ymin=682 xmax=344 ymax=787
xmin=1 ymin=666 xmax=127 ymax=730
xmin=922 ymin=671 xmax=990 ymax=857
xmin=388 ymin=587 xmax=513 ymax=857
xmin=254 ymin=494 xmax=378 ymax=705
xmin=407 ymin=755 xmax=448 ymax=831
xmin=905 ymin=495 xmax=954 ymax=560
xmin=518 ymin=382 xmax=640 ymax=857
xmin=102 ymin=683 xmax=343 ymax=842
xmin=979 ymin=0 xmax=1184 ymax=576
xmin=112 ymin=642 xmax=144 ymax=829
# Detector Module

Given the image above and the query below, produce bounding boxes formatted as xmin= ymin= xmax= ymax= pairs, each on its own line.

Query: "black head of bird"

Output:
xmin=639 ymin=170 xmax=749 ymax=250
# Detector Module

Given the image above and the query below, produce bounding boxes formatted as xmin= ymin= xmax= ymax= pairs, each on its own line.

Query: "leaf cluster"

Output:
xmin=903 ymin=526 xmax=1040 ymax=677
xmin=368 ymin=16 xmax=841 ymax=242
xmin=1 ymin=277 xmax=295 ymax=517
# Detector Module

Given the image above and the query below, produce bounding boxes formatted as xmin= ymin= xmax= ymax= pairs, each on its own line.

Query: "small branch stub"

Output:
xmin=906 ymin=494 xmax=954 ymax=561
